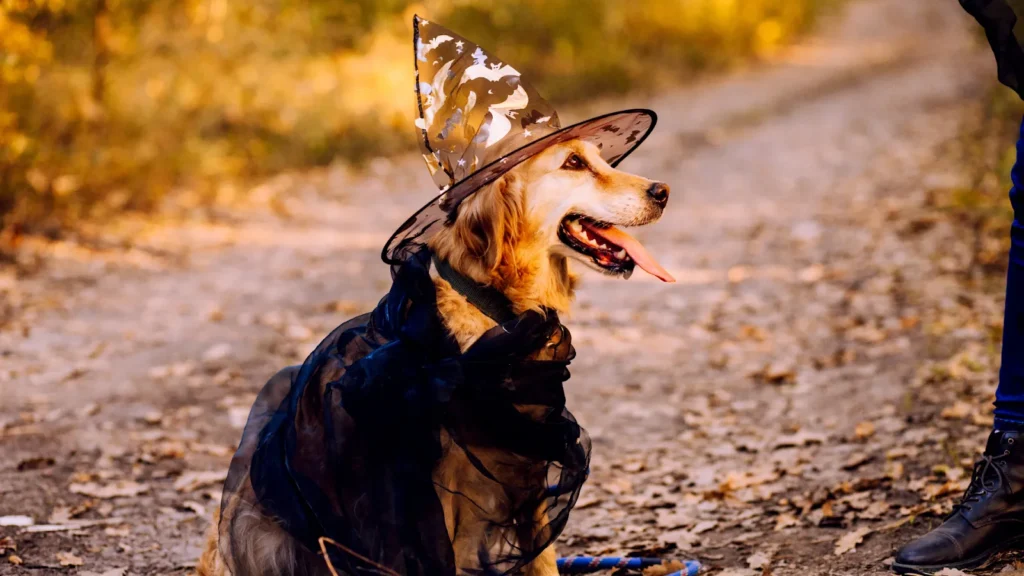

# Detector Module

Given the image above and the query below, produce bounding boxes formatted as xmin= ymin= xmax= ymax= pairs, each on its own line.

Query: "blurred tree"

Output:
xmin=0 ymin=0 xmax=837 ymax=240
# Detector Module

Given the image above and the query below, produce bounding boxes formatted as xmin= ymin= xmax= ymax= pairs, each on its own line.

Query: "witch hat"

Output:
xmin=383 ymin=16 xmax=658 ymax=265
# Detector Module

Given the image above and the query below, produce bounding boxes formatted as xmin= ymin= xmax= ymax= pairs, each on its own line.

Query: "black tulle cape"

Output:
xmin=218 ymin=249 xmax=590 ymax=575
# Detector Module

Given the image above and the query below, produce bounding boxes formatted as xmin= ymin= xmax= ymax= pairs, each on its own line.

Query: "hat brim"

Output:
xmin=383 ymin=108 xmax=657 ymax=265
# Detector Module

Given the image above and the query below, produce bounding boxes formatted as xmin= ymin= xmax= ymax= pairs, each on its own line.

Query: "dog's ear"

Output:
xmin=451 ymin=173 xmax=523 ymax=272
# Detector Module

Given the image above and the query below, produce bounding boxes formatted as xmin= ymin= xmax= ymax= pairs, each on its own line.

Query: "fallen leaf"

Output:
xmin=49 ymin=500 xmax=95 ymax=524
xmin=104 ymin=526 xmax=130 ymax=538
xmin=921 ymin=480 xmax=969 ymax=501
xmin=941 ymin=401 xmax=972 ymax=420
xmin=854 ymin=421 xmax=875 ymax=440
xmin=798 ymin=264 xmax=825 ymax=283
xmin=573 ymin=495 xmax=602 ymax=510
xmin=658 ymin=528 xmax=698 ymax=550
xmin=81 ymin=569 xmax=126 ymax=576
xmin=0 ymin=536 xmax=15 ymax=554
xmin=747 ymin=550 xmax=772 ymax=570
xmin=69 ymin=481 xmax=150 ymax=499
xmin=834 ymin=527 xmax=873 ymax=555
xmin=848 ymin=325 xmax=887 ymax=343
xmin=174 ymin=470 xmax=227 ymax=493
xmin=285 ymin=324 xmax=313 ymax=341
xmin=720 ymin=468 xmax=780 ymax=491
xmin=933 ymin=569 xmax=970 ymax=576
xmin=180 ymin=501 xmax=206 ymax=516
xmin=621 ymin=460 xmax=646 ymax=473
xmin=599 ymin=477 xmax=633 ymax=496
xmin=842 ymin=453 xmax=873 ymax=471
xmin=774 ymin=513 xmax=799 ymax=531
xmin=859 ymin=500 xmax=891 ymax=520
xmin=886 ymin=461 xmax=905 ymax=481
xmin=772 ymin=431 xmax=826 ymax=449
xmin=885 ymin=446 xmax=919 ymax=459
xmin=203 ymin=343 xmax=232 ymax=362
xmin=57 ymin=551 xmax=84 ymax=566
xmin=8 ymin=554 xmax=23 ymax=565
xmin=16 ymin=456 xmax=55 ymax=471
xmin=751 ymin=362 xmax=796 ymax=385
xmin=692 ymin=520 xmax=718 ymax=534
xmin=206 ymin=306 xmax=225 ymax=322
xmin=642 ymin=560 xmax=688 ymax=576
xmin=655 ymin=509 xmax=689 ymax=529
xmin=933 ymin=464 xmax=965 ymax=482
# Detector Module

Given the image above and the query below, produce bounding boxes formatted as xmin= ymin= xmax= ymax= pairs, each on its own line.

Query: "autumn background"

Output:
xmin=0 ymin=0 xmax=835 ymax=238
xmin=3 ymin=0 xmax=1024 ymax=574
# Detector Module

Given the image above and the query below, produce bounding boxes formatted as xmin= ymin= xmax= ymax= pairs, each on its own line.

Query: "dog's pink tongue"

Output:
xmin=597 ymin=225 xmax=675 ymax=283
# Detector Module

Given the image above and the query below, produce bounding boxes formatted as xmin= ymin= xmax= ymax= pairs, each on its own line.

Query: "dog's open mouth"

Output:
xmin=558 ymin=215 xmax=675 ymax=282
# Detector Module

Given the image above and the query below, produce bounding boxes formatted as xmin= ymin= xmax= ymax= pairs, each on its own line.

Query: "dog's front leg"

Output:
xmin=519 ymin=503 xmax=559 ymax=576
xmin=523 ymin=544 xmax=559 ymax=576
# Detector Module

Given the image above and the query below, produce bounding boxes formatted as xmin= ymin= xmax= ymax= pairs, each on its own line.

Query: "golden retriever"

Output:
xmin=197 ymin=138 xmax=672 ymax=576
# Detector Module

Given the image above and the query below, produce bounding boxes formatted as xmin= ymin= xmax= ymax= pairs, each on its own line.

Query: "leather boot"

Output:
xmin=893 ymin=430 xmax=1024 ymax=574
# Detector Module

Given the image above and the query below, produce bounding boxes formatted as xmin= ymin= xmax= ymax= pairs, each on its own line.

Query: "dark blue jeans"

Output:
xmin=993 ymin=117 xmax=1024 ymax=430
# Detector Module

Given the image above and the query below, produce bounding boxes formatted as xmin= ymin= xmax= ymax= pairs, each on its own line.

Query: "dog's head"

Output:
xmin=431 ymin=139 xmax=674 ymax=309
xmin=518 ymin=139 xmax=673 ymax=282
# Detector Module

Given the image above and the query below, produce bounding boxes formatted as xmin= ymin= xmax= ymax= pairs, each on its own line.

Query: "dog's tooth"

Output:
xmin=569 ymin=219 xmax=583 ymax=233
xmin=616 ymin=249 xmax=626 ymax=259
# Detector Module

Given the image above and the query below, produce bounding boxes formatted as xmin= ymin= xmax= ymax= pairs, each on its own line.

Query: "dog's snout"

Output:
xmin=646 ymin=182 xmax=670 ymax=206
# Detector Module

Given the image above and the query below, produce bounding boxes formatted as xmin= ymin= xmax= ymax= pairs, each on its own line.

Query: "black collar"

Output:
xmin=432 ymin=254 xmax=516 ymax=324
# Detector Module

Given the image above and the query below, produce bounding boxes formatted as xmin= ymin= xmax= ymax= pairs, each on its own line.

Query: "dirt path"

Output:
xmin=0 ymin=1 xmax=1007 ymax=574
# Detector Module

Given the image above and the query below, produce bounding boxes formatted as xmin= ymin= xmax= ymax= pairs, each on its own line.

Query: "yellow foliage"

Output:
xmin=0 ymin=0 xmax=840 ymax=236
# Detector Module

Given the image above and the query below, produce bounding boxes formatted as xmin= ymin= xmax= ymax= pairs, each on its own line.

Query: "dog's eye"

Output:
xmin=561 ymin=153 xmax=586 ymax=171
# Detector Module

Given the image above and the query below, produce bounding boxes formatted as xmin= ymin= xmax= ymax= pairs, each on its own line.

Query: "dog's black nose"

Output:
xmin=647 ymin=182 xmax=670 ymax=206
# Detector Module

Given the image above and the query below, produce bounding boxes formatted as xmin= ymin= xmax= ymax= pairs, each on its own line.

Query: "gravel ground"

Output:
xmin=0 ymin=1 xmax=1014 ymax=574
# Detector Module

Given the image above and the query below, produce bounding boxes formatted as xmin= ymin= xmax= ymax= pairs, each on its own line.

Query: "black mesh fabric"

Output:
xmin=218 ymin=248 xmax=591 ymax=575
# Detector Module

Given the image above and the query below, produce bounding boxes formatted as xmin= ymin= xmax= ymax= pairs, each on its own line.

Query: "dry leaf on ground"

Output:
xmin=774 ymin=513 xmax=800 ymax=531
xmin=747 ymin=550 xmax=772 ymax=569
xmin=642 ymin=560 xmax=688 ymax=576
xmin=0 ymin=536 xmax=15 ymax=554
xmin=69 ymin=481 xmax=149 ymax=499
xmin=941 ymin=401 xmax=972 ymax=420
xmin=173 ymin=470 xmax=227 ymax=492
xmin=842 ymin=453 xmax=873 ymax=470
xmin=692 ymin=520 xmax=718 ymax=534
xmin=81 ymin=569 xmax=127 ymax=576
xmin=773 ymin=431 xmax=826 ymax=449
xmin=599 ymin=477 xmax=633 ymax=495
xmin=57 ymin=551 xmax=84 ymax=566
xmin=716 ymin=569 xmax=757 ymax=576
xmin=834 ymin=527 xmax=873 ymax=555
xmin=657 ymin=528 xmax=698 ymax=551
xmin=854 ymin=421 xmax=875 ymax=440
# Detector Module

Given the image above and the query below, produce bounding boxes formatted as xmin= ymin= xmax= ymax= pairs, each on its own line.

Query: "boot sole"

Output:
xmin=891 ymin=535 xmax=1024 ymax=575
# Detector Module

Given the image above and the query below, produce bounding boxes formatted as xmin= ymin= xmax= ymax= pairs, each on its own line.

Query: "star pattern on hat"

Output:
xmin=413 ymin=16 xmax=559 ymax=190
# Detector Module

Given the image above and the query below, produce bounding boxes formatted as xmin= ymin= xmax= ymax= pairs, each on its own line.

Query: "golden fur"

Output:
xmin=197 ymin=139 xmax=667 ymax=576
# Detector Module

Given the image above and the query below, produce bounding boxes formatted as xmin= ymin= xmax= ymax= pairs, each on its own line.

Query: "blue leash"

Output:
xmin=557 ymin=556 xmax=701 ymax=575
xmin=544 ymin=483 xmax=701 ymax=575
